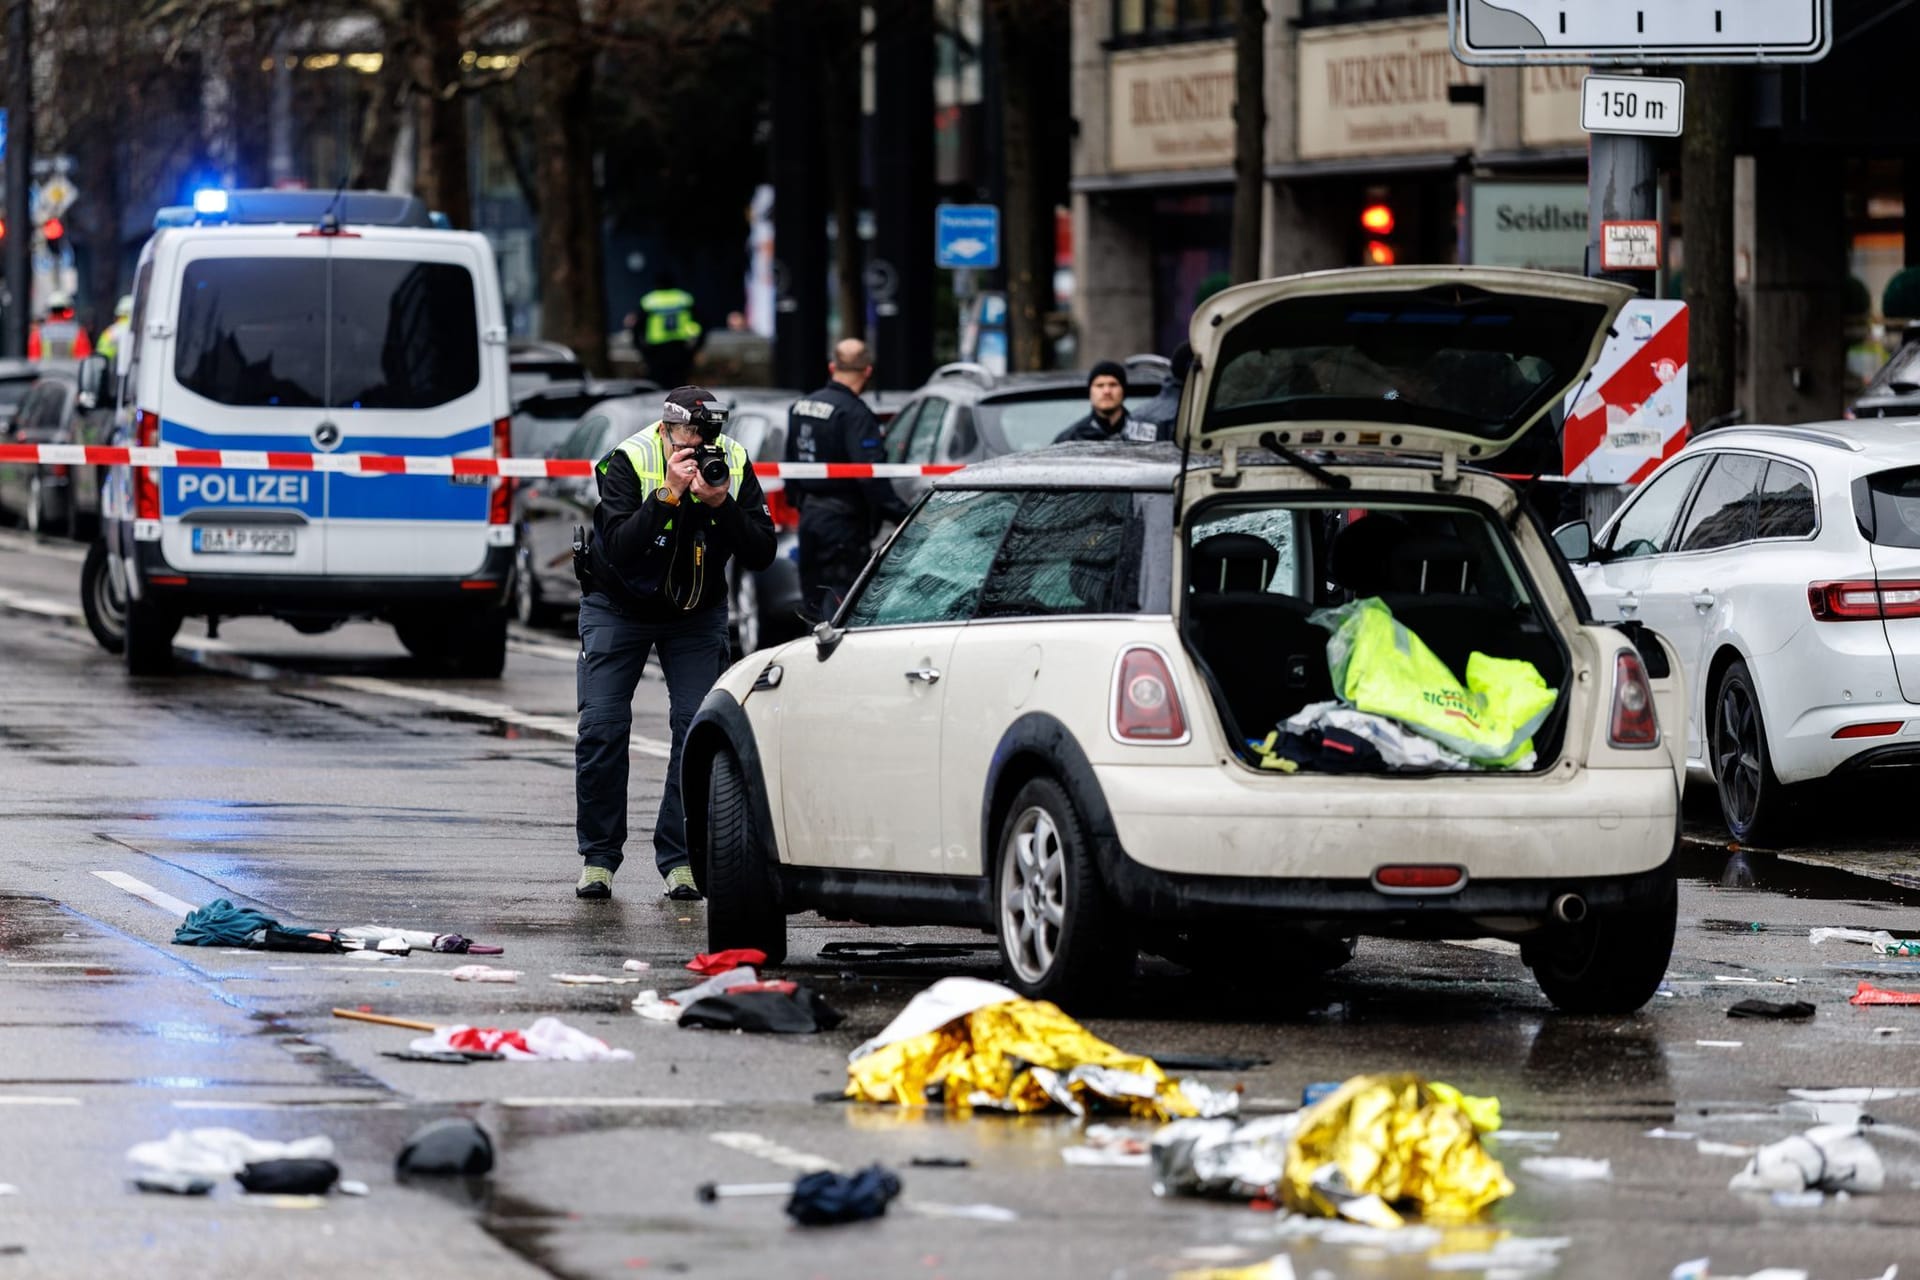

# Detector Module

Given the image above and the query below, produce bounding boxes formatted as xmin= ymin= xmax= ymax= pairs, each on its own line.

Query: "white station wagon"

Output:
xmin=684 ymin=268 xmax=1688 ymax=1014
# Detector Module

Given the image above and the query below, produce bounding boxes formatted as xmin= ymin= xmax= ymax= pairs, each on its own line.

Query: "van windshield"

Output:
xmin=174 ymin=257 xmax=480 ymax=410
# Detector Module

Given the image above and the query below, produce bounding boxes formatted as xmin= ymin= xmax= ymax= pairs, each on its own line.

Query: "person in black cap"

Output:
xmin=1054 ymin=359 xmax=1158 ymax=443
xmin=785 ymin=338 xmax=909 ymax=617
xmin=572 ymin=385 xmax=777 ymax=902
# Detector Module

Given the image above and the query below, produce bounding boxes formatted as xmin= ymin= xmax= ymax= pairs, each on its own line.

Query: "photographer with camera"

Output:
xmin=572 ymin=386 xmax=776 ymax=902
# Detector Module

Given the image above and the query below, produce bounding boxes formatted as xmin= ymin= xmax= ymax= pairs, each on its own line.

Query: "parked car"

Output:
xmin=683 ymin=267 xmax=1689 ymax=1015
xmin=0 ymin=364 xmax=114 ymax=538
xmin=510 ymin=391 xmax=806 ymax=654
xmin=511 ymin=376 xmax=657 ymax=460
xmin=509 ymin=339 xmax=588 ymax=406
xmin=880 ymin=355 xmax=1170 ymax=509
xmin=1849 ymin=338 xmax=1920 ymax=420
xmin=1559 ymin=419 xmax=1920 ymax=844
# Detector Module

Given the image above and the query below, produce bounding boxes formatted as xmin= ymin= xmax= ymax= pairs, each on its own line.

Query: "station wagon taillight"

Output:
xmin=1608 ymin=649 xmax=1660 ymax=749
xmin=1808 ymin=580 xmax=1920 ymax=621
xmin=134 ymin=408 xmax=160 ymax=521
xmin=1112 ymin=646 xmax=1188 ymax=744
xmin=489 ymin=416 xmax=512 ymax=525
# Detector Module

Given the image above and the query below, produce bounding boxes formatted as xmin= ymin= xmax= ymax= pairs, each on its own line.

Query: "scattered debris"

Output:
xmin=379 ymin=1049 xmax=501 ymax=1065
xmin=699 ymin=1165 xmax=904 ymax=1227
xmin=132 ymin=1171 xmax=216 ymax=1196
xmin=1521 ymin=1156 xmax=1612 ymax=1182
xmin=678 ymin=986 xmax=844 ymax=1034
xmin=685 ymin=948 xmax=766 ymax=975
xmin=338 ymin=1180 xmax=370 ymax=1197
xmin=819 ymin=940 xmax=1000 ymax=963
xmin=410 ymin=1017 xmax=634 ymax=1062
xmin=1729 ymin=1000 xmax=1815 ymax=1020
xmin=448 ymin=965 xmax=521 ymax=983
xmin=174 ymin=902 xmax=501 ymax=954
xmin=128 ymin=1128 xmax=334 ymax=1180
xmin=1487 ymin=1129 xmax=1560 ymax=1146
xmin=552 ymin=972 xmax=643 ymax=985
xmin=1810 ymin=927 xmax=1920 ymax=957
xmin=1646 ymin=1128 xmax=1697 ymax=1140
xmin=1696 ymin=1040 xmax=1744 ymax=1048
xmin=1153 ymin=1053 xmax=1272 ymax=1072
xmin=236 ymin=1159 xmax=340 ymax=1196
xmin=173 ymin=899 xmax=279 ymax=948
xmin=1061 ymin=1125 xmax=1152 ymax=1168
xmin=845 ymin=977 xmax=1233 ymax=1119
xmin=1729 ymin=1125 xmax=1883 ymax=1194
xmin=397 ymin=1118 xmax=494 ymax=1177
xmin=907 ymin=1157 xmax=970 ymax=1169
xmin=1696 ymin=1141 xmax=1755 ymax=1158
xmin=1851 ymin=982 xmax=1920 ymax=1006
xmin=622 ymin=959 xmax=650 ymax=972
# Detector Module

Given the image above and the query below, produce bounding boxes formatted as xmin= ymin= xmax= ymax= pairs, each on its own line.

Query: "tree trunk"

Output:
xmin=994 ymin=0 xmax=1068 ymax=372
xmin=1682 ymin=65 xmax=1737 ymax=430
xmin=526 ymin=6 xmax=606 ymax=371
xmin=822 ymin=4 xmax=864 ymax=341
xmin=1230 ymin=0 xmax=1266 ymax=284
xmin=352 ymin=35 xmax=410 ymax=191
xmin=411 ymin=0 xmax=470 ymax=227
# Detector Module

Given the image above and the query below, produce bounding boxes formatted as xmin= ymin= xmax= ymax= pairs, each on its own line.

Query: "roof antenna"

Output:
xmin=318 ymin=166 xmax=350 ymax=236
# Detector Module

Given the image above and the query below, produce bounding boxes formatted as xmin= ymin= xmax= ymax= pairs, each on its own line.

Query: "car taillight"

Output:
xmin=489 ymin=416 xmax=512 ymax=525
xmin=1609 ymin=649 xmax=1660 ymax=749
xmin=1111 ymin=645 xmax=1188 ymax=744
xmin=135 ymin=408 xmax=160 ymax=521
xmin=1809 ymin=580 xmax=1920 ymax=621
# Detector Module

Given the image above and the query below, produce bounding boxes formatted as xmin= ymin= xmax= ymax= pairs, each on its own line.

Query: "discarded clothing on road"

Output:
xmin=786 ymin=1165 xmax=902 ymax=1226
xmin=397 ymin=1118 xmax=494 ymax=1177
xmin=1850 ymin=981 xmax=1920 ymax=1006
xmin=678 ymin=985 xmax=844 ymax=1034
xmin=632 ymin=966 xmax=783 ymax=1023
xmin=1728 ymin=1124 xmax=1883 ymax=1194
xmin=128 ymin=1128 xmax=335 ymax=1180
xmin=336 ymin=925 xmax=503 ymax=955
xmin=844 ymin=977 xmax=1231 ymax=1120
xmin=236 ymin=1159 xmax=340 ymax=1196
xmin=1310 ymin=598 xmax=1555 ymax=769
xmin=173 ymin=899 xmax=283 ymax=948
xmin=1153 ymin=1074 xmax=1511 ymax=1227
xmin=1809 ymin=927 xmax=1920 ymax=958
xmin=686 ymin=948 xmax=767 ymax=975
xmin=1728 ymin=999 xmax=1816 ymax=1020
xmin=172 ymin=901 xmax=503 ymax=955
xmin=409 ymin=1016 xmax=634 ymax=1062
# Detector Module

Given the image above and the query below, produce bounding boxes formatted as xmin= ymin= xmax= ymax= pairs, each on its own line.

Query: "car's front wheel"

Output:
xmin=1712 ymin=660 xmax=1793 ymax=845
xmin=1525 ymin=871 xmax=1676 ymax=1014
xmin=80 ymin=540 xmax=126 ymax=654
xmin=704 ymin=748 xmax=786 ymax=965
xmin=995 ymin=777 xmax=1133 ymax=1006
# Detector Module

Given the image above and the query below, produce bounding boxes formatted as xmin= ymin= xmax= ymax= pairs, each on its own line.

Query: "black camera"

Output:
xmin=685 ymin=401 xmax=732 ymax=488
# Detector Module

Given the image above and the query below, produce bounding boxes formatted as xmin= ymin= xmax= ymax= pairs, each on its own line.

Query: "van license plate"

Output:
xmin=193 ymin=527 xmax=296 ymax=555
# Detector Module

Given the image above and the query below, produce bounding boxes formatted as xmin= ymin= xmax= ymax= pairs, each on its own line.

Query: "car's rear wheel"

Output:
xmin=1525 ymin=871 xmax=1676 ymax=1014
xmin=81 ymin=540 xmax=126 ymax=654
xmin=995 ymin=777 xmax=1133 ymax=1006
xmin=1711 ymin=661 xmax=1792 ymax=845
xmin=124 ymin=596 xmax=179 ymax=675
xmin=513 ymin=542 xmax=559 ymax=628
xmin=704 ymin=748 xmax=786 ymax=965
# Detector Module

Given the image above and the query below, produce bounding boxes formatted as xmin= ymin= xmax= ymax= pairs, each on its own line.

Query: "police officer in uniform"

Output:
xmin=573 ymin=386 xmax=776 ymax=902
xmin=634 ymin=271 xmax=704 ymax=390
xmin=784 ymin=338 xmax=908 ymax=616
xmin=28 ymin=294 xmax=92 ymax=362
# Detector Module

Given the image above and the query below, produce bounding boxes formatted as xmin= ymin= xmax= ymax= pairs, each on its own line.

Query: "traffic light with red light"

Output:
xmin=1360 ymin=203 xmax=1395 ymax=236
xmin=41 ymin=217 xmax=64 ymax=243
xmin=1358 ymin=195 xmax=1397 ymax=267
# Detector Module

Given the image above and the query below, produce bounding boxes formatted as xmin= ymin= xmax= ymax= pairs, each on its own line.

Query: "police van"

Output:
xmin=86 ymin=189 xmax=517 ymax=676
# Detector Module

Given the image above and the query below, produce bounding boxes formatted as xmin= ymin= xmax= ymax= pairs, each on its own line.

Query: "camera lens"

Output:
xmin=699 ymin=454 xmax=730 ymax=487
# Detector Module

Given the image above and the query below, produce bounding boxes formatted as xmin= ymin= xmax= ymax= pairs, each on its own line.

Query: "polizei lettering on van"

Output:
xmin=179 ymin=473 xmax=312 ymax=505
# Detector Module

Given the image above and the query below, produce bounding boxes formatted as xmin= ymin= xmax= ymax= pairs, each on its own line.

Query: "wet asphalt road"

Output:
xmin=3 ymin=528 xmax=1920 ymax=1280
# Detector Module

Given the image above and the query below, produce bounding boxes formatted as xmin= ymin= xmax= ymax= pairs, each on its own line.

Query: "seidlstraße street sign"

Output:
xmin=1451 ymin=0 xmax=1832 ymax=66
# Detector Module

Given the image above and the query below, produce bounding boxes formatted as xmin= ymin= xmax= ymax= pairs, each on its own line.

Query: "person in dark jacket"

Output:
xmin=1054 ymin=359 xmax=1158 ymax=443
xmin=785 ymin=339 xmax=909 ymax=616
xmin=573 ymin=385 xmax=777 ymax=902
xmin=1133 ymin=343 xmax=1191 ymax=437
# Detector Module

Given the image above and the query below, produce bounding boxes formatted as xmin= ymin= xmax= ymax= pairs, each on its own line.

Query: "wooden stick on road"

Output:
xmin=331 ymin=1007 xmax=438 ymax=1032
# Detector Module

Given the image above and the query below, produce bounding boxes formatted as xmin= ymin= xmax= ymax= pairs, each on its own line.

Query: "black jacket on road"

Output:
xmin=587 ymin=435 xmax=777 ymax=623
xmin=784 ymin=381 xmax=909 ymax=526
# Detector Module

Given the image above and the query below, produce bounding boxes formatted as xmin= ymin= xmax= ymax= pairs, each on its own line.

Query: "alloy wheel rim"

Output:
xmin=737 ymin=575 xmax=760 ymax=653
xmin=515 ymin=547 xmax=535 ymax=622
xmin=95 ymin=552 xmax=125 ymax=635
xmin=1000 ymin=805 xmax=1067 ymax=983
xmin=26 ymin=476 xmax=40 ymax=534
xmin=1714 ymin=681 xmax=1763 ymax=831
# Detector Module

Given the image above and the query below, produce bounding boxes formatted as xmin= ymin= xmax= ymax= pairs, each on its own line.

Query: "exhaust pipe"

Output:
xmin=1551 ymin=893 xmax=1588 ymax=925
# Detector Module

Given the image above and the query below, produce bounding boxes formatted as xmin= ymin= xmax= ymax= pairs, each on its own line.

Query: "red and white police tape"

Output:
xmin=0 ymin=444 xmax=963 ymax=481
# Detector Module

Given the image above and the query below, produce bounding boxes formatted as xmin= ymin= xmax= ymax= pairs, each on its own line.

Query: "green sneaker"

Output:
xmin=575 ymin=866 xmax=614 ymax=900
xmin=665 ymin=865 xmax=703 ymax=901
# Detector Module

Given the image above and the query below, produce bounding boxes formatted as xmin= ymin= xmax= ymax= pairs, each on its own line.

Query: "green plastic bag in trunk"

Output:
xmin=1309 ymin=598 xmax=1556 ymax=768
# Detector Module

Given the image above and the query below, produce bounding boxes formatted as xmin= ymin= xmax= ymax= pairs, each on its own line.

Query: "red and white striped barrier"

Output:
xmin=0 ymin=444 xmax=964 ymax=481
xmin=1562 ymin=300 xmax=1689 ymax=486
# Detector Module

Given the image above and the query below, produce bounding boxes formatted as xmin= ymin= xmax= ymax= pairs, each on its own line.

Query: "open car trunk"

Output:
xmin=1179 ymin=492 xmax=1572 ymax=774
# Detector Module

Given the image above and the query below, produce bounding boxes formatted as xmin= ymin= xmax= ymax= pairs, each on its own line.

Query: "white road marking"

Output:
xmin=0 ymin=1096 xmax=82 ymax=1106
xmin=324 ymin=674 xmax=673 ymax=758
xmin=4 ymin=961 xmax=98 ymax=969
xmin=171 ymin=1099 xmax=408 ymax=1111
xmin=500 ymin=1097 xmax=719 ymax=1109
xmin=508 ymin=635 xmax=583 ymax=663
xmin=0 ymin=529 xmax=87 ymax=563
xmin=91 ymin=870 xmax=197 ymax=918
xmin=0 ymin=586 xmax=83 ymax=620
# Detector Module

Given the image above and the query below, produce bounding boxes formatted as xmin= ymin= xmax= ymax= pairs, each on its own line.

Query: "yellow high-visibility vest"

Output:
xmin=639 ymin=288 xmax=702 ymax=346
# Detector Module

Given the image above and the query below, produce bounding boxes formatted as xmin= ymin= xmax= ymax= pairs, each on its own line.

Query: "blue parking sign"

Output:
xmin=935 ymin=204 xmax=1000 ymax=270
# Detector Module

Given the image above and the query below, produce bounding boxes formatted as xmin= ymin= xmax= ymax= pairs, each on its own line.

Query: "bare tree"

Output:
xmin=989 ymin=0 xmax=1070 ymax=371
xmin=1230 ymin=0 xmax=1265 ymax=284
xmin=1683 ymin=65 xmax=1739 ymax=429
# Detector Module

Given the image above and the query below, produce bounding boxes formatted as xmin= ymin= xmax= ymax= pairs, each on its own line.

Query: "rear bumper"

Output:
xmin=130 ymin=540 xmax=512 ymax=617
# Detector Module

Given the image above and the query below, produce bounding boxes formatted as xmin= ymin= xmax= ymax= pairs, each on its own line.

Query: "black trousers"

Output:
xmin=575 ymin=594 xmax=729 ymax=877
xmin=642 ymin=340 xmax=694 ymax=390
xmin=797 ymin=499 xmax=872 ymax=618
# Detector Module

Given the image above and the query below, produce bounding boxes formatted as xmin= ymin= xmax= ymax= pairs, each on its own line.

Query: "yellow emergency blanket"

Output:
xmin=1311 ymin=597 xmax=1557 ymax=768
xmin=846 ymin=980 xmax=1202 ymax=1120
xmin=1281 ymin=1073 xmax=1515 ymax=1225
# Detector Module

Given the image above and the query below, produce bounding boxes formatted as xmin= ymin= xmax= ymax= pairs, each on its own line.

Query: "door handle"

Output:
xmin=1618 ymin=591 xmax=1640 ymax=615
xmin=1692 ymin=590 xmax=1716 ymax=611
xmin=904 ymin=667 xmax=942 ymax=684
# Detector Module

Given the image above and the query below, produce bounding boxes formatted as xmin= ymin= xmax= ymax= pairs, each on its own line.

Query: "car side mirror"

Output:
xmin=1553 ymin=520 xmax=1594 ymax=563
xmin=75 ymin=352 xmax=110 ymax=411
xmin=811 ymin=618 xmax=843 ymax=658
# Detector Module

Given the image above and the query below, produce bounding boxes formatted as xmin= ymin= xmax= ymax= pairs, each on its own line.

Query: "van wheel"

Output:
xmin=994 ymin=777 xmax=1133 ymax=1007
xmin=514 ymin=542 xmax=559 ymax=628
xmin=81 ymin=540 xmax=126 ymax=654
xmin=704 ymin=748 xmax=786 ymax=965
xmin=124 ymin=597 xmax=179 ymax=675
xmin=1525 ymin=871 xmax=1676 ymax=1014
xmin=1711 ymin=661 xmax=1793 ymax=845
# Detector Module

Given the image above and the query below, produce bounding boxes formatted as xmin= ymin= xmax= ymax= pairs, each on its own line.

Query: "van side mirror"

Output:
xmin=75 ymin=353 xmax=110 ymax=410
xmin=1553 ymin=520 xmax=1594 ymax=563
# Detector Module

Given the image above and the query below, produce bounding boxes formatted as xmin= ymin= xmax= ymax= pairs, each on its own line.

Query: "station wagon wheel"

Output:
xmin=1711 ymin=660 xmax=1790 ymax=845
xmin=993 ymin=776 xmax=1132 ymax=1007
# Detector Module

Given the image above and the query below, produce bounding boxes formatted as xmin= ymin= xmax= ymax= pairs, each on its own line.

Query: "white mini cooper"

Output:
xmin=684 ymin=268 xmax=1687 ymax=1014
